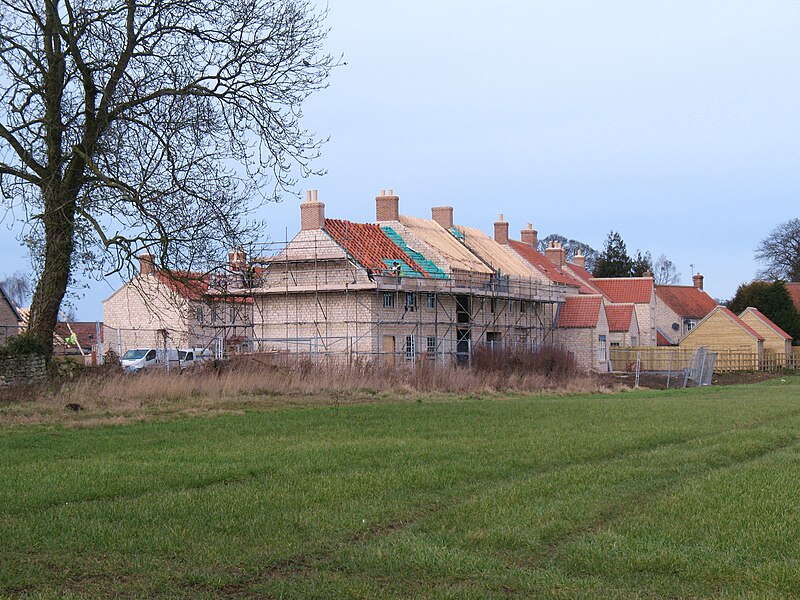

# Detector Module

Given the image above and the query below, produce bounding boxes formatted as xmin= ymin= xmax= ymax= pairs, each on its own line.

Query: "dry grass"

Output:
xmin=0 ymin=350 xmax=615 ymax=427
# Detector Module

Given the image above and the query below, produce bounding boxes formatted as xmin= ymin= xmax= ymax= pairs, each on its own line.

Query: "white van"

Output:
xmin=121 ymin=348 xmax=213 ymax=372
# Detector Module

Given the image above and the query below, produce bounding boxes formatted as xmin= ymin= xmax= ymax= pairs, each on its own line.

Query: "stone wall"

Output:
xmin=0 ymin=354 xmax=47 ymax=386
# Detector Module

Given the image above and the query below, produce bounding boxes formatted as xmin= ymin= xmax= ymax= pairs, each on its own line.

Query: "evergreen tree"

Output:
xmin=593 ymin=231 xmax=633 ymax=277
xmin=728 ymin=281 xmax=800 ymax=343
xmin=630 ymin=250 xmax=653 ymax=277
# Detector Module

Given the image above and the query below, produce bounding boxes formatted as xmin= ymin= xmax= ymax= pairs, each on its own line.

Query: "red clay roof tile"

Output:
xmin=656 ymin=285 xmax=717 ymax=319
xmin=324 ymin=219 xmax=428 ymax=276
xmin=605 ymin=303 xmax=635 ymax=332
xmin=786 ymin=283 xmax=800 ymax=312
xmin=508 ymin=241 xmax=586 ymax=290
xmin=739 ymin=307 xmax=792 ymax=340
xmin=590 ymin=278 xmax=653 ymax=304
xmin=558 ymin=295 xmax=603 ymax=328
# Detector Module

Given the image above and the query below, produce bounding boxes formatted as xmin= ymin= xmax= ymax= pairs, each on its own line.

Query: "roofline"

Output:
xmin=739 ymin=307 xmax=793 ymax=341
xmin=682 ymin=306 xmax=765 ymax=343
xmin=0 ymin=285 xmax=22 ymax=322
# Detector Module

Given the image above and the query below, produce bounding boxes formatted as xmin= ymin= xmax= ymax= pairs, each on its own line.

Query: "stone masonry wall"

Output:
xmin=0 ymin=354 xmax=47 ymax=386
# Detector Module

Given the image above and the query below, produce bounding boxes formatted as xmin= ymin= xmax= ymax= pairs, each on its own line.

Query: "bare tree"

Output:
xmin=653 ymin=254 xmax=681 ymax=285
xmin=0 ymin=271 xmax=32 ymax=307
xmin=0 ymin=0 xmax=335 ymax=353
xmin=755 ymin=218 xmax=800 ymax=282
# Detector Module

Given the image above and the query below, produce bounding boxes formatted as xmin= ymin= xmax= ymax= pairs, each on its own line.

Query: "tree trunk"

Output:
xmin=28 ymin=188 xmax=76 ymax=356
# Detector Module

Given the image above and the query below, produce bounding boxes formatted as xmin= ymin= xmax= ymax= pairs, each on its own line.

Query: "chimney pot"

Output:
xmin=138 ymin=252 xmax=155 ymax=275
xmin=494 ymin=217 xmax=509 ymax=245
xmin=376 ymin=189 xmax=399 ymax=222
xmin=693 ymin=272 xmax=704 ymax=290
xmin=521 ymin=223 xmax=538 ymax=247
xmin=300 ymin=190 xmax=325 ymax=230
xmin=431 ymin=206 xmax=454 ymax=230
xmin=545 ymin=243 xmax=566 ymax=268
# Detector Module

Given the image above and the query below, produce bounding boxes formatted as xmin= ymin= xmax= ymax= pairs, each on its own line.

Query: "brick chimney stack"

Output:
xmin=693 ymin=272 xmax=704 ymax=290
xmin=520 ymin=223 xmax=538 ymax=247
xmin=376 ymin=189 xmax=399 ymax=222
xmin=494 ymin=214 xmax=509 ymax=245
xmin=138 ymin=252 xmax=155 ymax=275
xmin=228 ymin=247 xmax=247 ymax=272
xmin=572 ymin=249 xmax=586 ymax=269
xmin=300 ymin=190 xmax=325 ymax=231
xmin=545 ymin=241 xmax=566 ymax=267
xmin=431 ymin=206 xmax=454 ymax=230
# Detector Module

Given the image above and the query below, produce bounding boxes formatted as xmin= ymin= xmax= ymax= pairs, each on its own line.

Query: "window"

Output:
xmin=145 ymin=349 xmax=156 ymax=361
xmin=426 ymin=293 xmax=435 ymax=309
xmin=211 ymin=305 xmax=219 ymax=324
xmin=685 ymin=319 xmax=697 ymax=332
xmin=405 ymin=335 xmax=415 ymax=360
xmin=196 ymin=306 xmax=204 ymax=324
xmin=520 ymin=301 xmax=527 ymax=314
xmin=598 ymin=335 xmax=607 ymax=362
xmin=490 ymin=298 xmax=497 ymax=314
xmin=426 ymin=336 xmax=436 ymax=355
xmin=382 ymin=292 xmax=394 ymax=308
xmin=486 ymin=331 xmax=502 ymax=349
xmin=405 ymin=292 xmax=416 ymax=311
xmin=229 ymin=306 xmax=237 ymax=324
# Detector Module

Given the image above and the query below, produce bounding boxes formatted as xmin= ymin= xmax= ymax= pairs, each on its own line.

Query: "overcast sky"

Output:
xmin=2 ymin=0 xmax=799 ymax=319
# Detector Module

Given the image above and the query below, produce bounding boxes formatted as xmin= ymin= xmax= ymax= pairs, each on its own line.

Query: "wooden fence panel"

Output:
xmin=610 ymin=347 xmax=800 ymax=373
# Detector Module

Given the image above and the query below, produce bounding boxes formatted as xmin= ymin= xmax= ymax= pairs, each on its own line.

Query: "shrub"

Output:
xmin=0 ymin=334 xmax=48 ymax=360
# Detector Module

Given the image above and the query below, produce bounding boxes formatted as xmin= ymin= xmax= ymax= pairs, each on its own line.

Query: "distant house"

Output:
xmin=0 ymin=286 xmax=22 ymax=340
xmin=680 ymin=306 xmax=765 ymax=362
xmin=103 ymin=252 xmax=254 ymax=356
xmin=738 ymin=307 xmax=792 ymax=356
xmin=555 ymin=295 xmax=610 ymax=371
xmin=589 ymin=277 xmax=656 ymax=346
xmin=605 ymin=303 xmax=640 ymax=348
xmin=53 ymin=322 xmax=106 ymax=356
xmin=655 ymin=276 xmax=718 ymax=345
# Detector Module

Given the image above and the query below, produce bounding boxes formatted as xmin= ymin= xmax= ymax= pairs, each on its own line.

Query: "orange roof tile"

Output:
xmin=590 ymin=278 xmax=654 ymax=304
xmin=558 ymin=295 xmax=603 ymax=328
xmin=324 ymin=219 xmax=428 ymax=276
xmin=739 ymin=307 xmax=792 ymax=341
xmin=508 ymin=241 xmax=586 ymax=290
xmin=563 ymin=263 xmax=603 ymax=294
xmin=54 ymin=322 xmax=104 ymax=347
xmin=605 ymin=303 xmax=635 ymax=332
xmin=155 ymin=271 xmax=209 ymax=300
xmin=657 ymin=330 xmax=675 ymax=346
xmin=656 ymin=285 xmax=718 ymax=319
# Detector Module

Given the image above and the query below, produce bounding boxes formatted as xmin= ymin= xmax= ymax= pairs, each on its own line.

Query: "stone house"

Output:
xmin=0 ymin=286 xmax=22 ymax=340
xmin=654 ymin=274 xmax=718 ymax=345
xmin=248 ymin=191 xmax=575 ymax=365
xmin=605 ymin=303 xmax=640 ymax=347
xmin=589 ymin=278 xmax=657 ymax=346
xmin=553 ymin=295 xmax=610 ymax=371
xmin=103 ymin=253 xmax=253 ymax=356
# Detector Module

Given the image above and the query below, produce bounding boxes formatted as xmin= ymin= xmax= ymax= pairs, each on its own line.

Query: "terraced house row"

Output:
xmin=103 ymin=189 xmax=732 ymax=371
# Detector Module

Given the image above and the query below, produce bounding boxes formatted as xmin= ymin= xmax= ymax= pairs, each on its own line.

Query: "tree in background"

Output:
xmin=630 ymin=250 xmax=653 ymax=277
xmin=727 ymin=281 xmax=800 ymax=342
xmin=0 ymin=0 xmax=336 ymax=354
xmin=755 ymin=218 xmax=800 ymax=282
xmin=654 ymin=254 xmax=682 ymax=285
xmin=0 ymin=272 xmax=31 ymax=308
xmin=593 ymin=231 xmax=633 ymax=277
xmin=538 ymin=234 xmax=599 ymax=271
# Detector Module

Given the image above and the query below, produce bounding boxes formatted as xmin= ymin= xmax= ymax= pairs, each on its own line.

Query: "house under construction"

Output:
xmin=215 ymin=190 xmax=593 ymax=367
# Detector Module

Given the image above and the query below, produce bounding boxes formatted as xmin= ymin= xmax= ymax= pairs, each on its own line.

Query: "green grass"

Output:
xmin=2 ymin=377 xmax=800 ymax=598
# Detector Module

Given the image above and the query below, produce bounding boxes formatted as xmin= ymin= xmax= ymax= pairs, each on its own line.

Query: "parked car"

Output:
xmin=121 ymin=348 xmax=213 ymax=372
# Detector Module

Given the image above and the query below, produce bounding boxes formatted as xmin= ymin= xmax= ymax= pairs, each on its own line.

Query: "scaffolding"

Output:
xmin=201 ymin=235 xmax=574 ymax=366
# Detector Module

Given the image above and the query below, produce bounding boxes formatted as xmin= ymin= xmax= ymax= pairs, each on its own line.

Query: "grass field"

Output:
xmin=2 ymin=377 xmax=800 ymax=598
